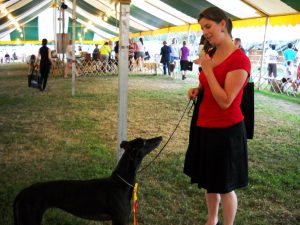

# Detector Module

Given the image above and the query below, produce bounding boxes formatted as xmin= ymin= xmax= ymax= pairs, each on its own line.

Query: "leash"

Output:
xmin=117 ymin=99 xmax=193 ymax=225
xmin=115 ymin=173 xmax=139 ymax=225
xmin=138 ymin=99 xmax=193 ymax=173
xmin=115 ymin=173 xmax=134 ymax=188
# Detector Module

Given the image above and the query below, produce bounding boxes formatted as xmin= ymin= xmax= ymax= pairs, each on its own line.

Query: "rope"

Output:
xmin=138 ymin=99 xmax=193 ymax=173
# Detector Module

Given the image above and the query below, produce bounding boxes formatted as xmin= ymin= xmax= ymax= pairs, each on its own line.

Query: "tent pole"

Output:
xmin=117 ymin=0 xmax=131 ymax=161
xmin=62 ymin=5 xmax=66 ymax=76
xmin=257 ymin=16 xmax=269 ymax=90
xmin=53 ymin=2 xmax=57 ymax=50
xmin=71 ymin=0 xmax=76 ymax=96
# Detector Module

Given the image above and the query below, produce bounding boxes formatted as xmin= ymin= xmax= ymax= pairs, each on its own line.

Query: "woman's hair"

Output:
xmin=42 ymin=38 xmax=48 ymax=46
xmin=200 ymin=35 xmax=206 ymax=45
xmin=139 ymin=37 xmax=144 ymax=45
xmin=198 ymin=7 xmax=232 ymax=38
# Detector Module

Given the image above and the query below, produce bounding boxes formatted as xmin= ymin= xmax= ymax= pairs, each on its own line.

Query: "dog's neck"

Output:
xmin=113 ymin=152 xmax=139 ymax=188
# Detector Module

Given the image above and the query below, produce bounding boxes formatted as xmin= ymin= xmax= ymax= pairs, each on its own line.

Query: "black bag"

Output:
xmin=183 ymin=92 xmax=203 ymax=176
xmin=187 ymin=61 xmax=193 ymax=71
xmin=28 ymin=70 xmax=40 ymax=89
xmin=240 ymin=82 xmax=255 ymax=139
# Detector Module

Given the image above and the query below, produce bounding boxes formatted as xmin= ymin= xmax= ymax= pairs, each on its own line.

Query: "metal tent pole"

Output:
xmin=117 ymin=0 xmax=131 ymax=161
xmin=53 ymin=2 xmax=57 ymax=50
xmin=257 ymin=16 xmax=269 ymax=90
xmin=71 ymin=0 xmax=76 ymax=96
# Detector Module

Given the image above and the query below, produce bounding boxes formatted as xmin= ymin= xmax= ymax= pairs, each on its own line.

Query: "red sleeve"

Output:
xmin=228 ymin=49 xmax=251 ymax=76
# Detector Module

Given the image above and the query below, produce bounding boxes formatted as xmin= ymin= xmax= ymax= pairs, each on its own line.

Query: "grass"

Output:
xmin=0 ymin=63 xmax=300 ymax=225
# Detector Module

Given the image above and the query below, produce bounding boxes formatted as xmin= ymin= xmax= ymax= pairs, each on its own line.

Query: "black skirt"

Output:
xmin=184 ymin=122 xmax=248 ymax=193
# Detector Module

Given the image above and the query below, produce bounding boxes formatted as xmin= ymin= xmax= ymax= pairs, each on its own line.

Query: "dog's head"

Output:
xmin=120 ymin=136 xmax=162 ymax=161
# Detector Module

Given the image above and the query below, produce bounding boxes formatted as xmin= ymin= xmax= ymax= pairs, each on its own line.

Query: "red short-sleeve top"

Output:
xmin=197 ymin=48 xmax=251 ymax=128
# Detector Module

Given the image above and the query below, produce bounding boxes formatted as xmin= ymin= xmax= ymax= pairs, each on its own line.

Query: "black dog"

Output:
xmin=13 ymin=136 xmax=162 ymax=225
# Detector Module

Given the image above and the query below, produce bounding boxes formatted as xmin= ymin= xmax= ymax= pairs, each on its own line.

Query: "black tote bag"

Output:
xmin=240 ymin=82 xmax=254 ymax=139
xmin=187 ymin=61 xmax=193 ymax=71
xmin=183 ymin=92 xmax=203 ymax=176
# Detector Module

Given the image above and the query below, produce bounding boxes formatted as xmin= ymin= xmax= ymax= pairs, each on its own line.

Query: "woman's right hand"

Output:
xmin=187 ymin=87 xmax=199 ymax=100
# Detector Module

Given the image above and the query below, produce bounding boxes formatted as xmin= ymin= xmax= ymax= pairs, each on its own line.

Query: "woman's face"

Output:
xmin=199 ymin=17 xmax=225 ymax=46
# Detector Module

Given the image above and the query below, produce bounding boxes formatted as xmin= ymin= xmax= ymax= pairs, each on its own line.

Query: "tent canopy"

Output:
xmin=0 ymin=0 xmax=300 ymax=42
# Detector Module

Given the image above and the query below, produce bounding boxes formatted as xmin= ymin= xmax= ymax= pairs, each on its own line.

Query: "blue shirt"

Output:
xmin=284 ymin=48 xmax=296 ymax=62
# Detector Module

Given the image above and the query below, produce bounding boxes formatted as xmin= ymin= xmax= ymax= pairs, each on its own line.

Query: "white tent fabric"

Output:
xmin=0 ymin=0 xmax=300 ymax=42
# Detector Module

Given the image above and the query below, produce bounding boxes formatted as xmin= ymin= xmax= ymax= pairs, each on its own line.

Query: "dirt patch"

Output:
xmin=256 ymin=94 xmax=300 ymax=116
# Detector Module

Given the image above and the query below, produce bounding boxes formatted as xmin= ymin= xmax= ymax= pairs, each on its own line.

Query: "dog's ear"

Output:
xmin=120 ymin=141 xmax=127 ymax=149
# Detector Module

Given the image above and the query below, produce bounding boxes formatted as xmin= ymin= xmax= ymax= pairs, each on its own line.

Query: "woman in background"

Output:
xmin=136 ymin=37 xmax=145 ymax=71
xmin=179 ymin=41 xmax=190 ymax=80
xmin=37 ymin=38 xmax=52 ymax=91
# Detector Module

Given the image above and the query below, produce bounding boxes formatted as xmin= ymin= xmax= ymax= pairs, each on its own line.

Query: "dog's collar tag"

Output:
xmin=133 ymin=183 xmax=138 ymax=225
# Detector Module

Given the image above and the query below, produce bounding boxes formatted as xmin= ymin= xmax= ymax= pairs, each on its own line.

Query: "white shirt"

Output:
xmin=66 ymin=45 xmax=73 ymax=59
xmin=266 ymin=48 xmax=278 ymax=64
xmin=170 ymin=44 xmax=179 ymax=58
xmin=285 ymin=64 xmax=294 ymax=79
xmin=137 ymin=42 xmax=144 ymax=53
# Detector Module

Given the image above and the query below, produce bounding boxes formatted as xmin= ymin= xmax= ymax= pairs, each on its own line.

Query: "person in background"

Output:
xmin=136 ymin=37 xmax=145 ymax=71
xmin=100 ymin=42 xmax=110 ymax=61
xmin=114 ymin=41 xmax=119 ymax=61
xmin=129 ymin=38 xmax=135 ymax=71
xmin=233 ymin=38 xmax=246 ymax=53
xmin=27 ymin=54 xmax=37 ymax=75
xmin=78 ymin=46 xmax=82 ymax=56
xmin=100 ymin=42 xmax=111 ymax=72
xmin=193 ymin=35 xmax=210 ymax=72
xmin=65 ymin=39 xmax=80 ymax=78
xmin=184 ymin=6 xmax=251 ymax=225
xmin=5 ymin=52 xmax=10 ymax=63
xmin=37 ymin=38 xmax=52 ymax=91
xmin=13 ymin=52 xmax=17 ymax=60
xmin=265 ymin=44 xmax=278 ymax=81
xmin=294 ymin=62 xmax=300 ymax=93
xmin=179 ymin=41 xmax=190 ymax=80
xmin=92 ymin=44 xmax=100 ymax=61
xmin=170 ymin=38 xmax=180 ymax=62
xmin=281 ymin=60 xmax=295 ymax=93
xmin=160 ymin=41 xmax=171 ymax=75
xmin=283 ymin=43 xmax=297 ymax=66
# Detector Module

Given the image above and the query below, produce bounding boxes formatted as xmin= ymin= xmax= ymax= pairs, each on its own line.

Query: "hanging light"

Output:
xmin=51 ymin=1 xmax=58 ymax=8
xmin=7 ymin=14 xmax=14 ymax=20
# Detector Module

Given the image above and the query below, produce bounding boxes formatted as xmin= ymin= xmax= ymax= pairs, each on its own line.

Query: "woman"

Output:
xmin=160 ymin=40 xmax=171 ymax=75
xmin=179 ymin=41 xmax=190 ymax=80
xmin=64 ymin=40 xmax=80 ymax=78
xmin=37 ymin=38 xmax=52 ymax=91
xmin=184 ymin=7 xmax=251 ymax=225
xmin=128 ymin=38 xmax=136 ymax=71
xmin=136 ymin=37 xmax=145 ymax=71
